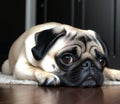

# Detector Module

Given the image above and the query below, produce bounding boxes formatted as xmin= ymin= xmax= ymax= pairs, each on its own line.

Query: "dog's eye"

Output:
xmin=99 ymin=58 xmax=106 ymax=67
xmin=61 ymin=54 xmax=73 ymax=65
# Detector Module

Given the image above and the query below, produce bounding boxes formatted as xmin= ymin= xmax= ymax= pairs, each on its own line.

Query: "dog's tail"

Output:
xmin=1 ymin=59 xmax=12 ymax=75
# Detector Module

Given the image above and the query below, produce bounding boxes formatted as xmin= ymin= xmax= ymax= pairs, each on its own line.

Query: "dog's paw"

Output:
xmin=40 ymin=75 xmax=60 ymax=86
xmin=35 ymin=71 xmax=60 ymax=86
xmin=104 ymin=67 xmax=120 ymax=81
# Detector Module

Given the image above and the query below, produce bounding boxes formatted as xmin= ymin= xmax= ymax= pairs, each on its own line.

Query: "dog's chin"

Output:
xmin=61 ymin=79 xmax=102 ymax=88
xmin=56 ymin=72 xmax=104 ymax=87
xmin=59 ymin=77 xmax=102 ymax=87
xmin=80 ymin=76 xmax=98 ymax=87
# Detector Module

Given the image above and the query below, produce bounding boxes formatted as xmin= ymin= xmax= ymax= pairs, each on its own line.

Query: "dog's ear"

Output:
xmin=31 ymin=27 xmax=66 ymax=60
xmin=95 ymin=33 xmax=109 ymax=58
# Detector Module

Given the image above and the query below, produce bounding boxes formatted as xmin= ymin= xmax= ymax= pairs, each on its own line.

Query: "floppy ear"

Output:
xmin=95 ymin=33 xmax=109 ymax=58
xmin=31 ymin=28 xmax=66 ymax=60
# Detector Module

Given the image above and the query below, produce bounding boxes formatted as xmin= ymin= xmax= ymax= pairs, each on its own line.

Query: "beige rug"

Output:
xmin=0 ymin=72 xmax=120 ymax=86
xmin=0 ymin=72 xmax=38 ymax=85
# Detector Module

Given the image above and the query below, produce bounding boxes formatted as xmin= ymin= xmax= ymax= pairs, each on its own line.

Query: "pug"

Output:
xmin=1 ymin=22 xmax=120 ymax=87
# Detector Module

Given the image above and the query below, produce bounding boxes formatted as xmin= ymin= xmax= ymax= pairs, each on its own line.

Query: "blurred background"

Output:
xmin=0 ymin=0 xmax=120 ymax=69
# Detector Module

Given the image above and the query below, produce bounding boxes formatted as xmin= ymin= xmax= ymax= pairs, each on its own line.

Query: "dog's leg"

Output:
xmin=34 ymin=69 xmax=60 ymax=86
xmin=14 ymin=52 xmax=60 ymax=86
xmin=103 ymin=67 xmax=120 ymax=81
xmin=14 ymin=62 xmax=60 ymax=85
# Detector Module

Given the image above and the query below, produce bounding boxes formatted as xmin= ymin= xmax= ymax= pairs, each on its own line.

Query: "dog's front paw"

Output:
xmin=35 ymin=71 xmax=60 ymax=86
xmin=104 ymin=67 xmax=120 ymax=81
xmin=41 ymin=75 xmax=60 ymax=86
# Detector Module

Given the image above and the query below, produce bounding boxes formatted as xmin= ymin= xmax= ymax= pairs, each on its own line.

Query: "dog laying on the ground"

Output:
xmin=2 ymin=22 xmax=120 ymax=87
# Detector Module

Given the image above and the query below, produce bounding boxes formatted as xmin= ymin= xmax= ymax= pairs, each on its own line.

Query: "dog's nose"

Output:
xmin=82 ymin=60 xmax=95 ymax=68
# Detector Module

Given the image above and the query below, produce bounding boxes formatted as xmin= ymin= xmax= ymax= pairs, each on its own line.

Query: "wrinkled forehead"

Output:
xmin=63 ymin=26 xmax=104 ymax=54
xmin=48 ymin=26 xmax=104 ymax=57
xmin=64 ymin=30 xmax=104 ymax=53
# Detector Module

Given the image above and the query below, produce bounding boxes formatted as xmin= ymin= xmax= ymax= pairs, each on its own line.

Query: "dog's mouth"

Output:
xmin=80 ymin=76 xmax=97 ymax=87
xmin=59 ymin=75 xmax=99 ymax=87
xmin=56 ymin=70 xmax=104 ymax=87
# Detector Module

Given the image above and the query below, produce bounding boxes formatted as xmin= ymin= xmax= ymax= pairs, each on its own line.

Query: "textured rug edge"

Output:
xmin=0 ymin=72 xmax=38 ymax=85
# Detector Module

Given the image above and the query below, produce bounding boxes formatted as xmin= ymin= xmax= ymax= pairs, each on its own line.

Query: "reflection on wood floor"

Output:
xmin=0 ymin=85 xmax=120 ymax=104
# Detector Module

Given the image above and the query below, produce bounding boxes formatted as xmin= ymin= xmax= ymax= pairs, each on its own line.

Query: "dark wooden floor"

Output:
xmin=0 ymin=85 xmax=120 ymax=104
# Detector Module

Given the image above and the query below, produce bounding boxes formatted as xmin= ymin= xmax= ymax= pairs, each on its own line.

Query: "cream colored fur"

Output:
xmin=1 ymin=22 xmax=120 ymax=85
